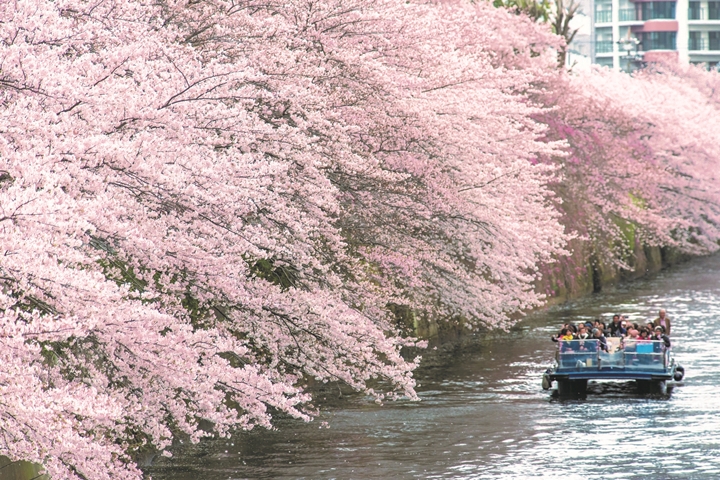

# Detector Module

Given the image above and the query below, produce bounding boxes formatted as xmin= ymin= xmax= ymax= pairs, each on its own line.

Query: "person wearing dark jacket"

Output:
xmin=653 ymin=326 xmax=671 ymax=349
xmin=608 ymin=314 xmax=626 ymax=337
xmin=592 ymin=328 xmax=609 ymax=352
xmin=652 ymin=326 xmax=671 ymax=366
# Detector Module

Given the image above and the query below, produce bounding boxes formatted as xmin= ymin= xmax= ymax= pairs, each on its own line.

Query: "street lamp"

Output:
xmin=617 ymin=36 xmax=641 ymax=71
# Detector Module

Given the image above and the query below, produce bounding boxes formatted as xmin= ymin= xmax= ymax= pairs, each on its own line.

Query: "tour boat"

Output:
xmin=542 ymin=337 xmax=685 ymax=396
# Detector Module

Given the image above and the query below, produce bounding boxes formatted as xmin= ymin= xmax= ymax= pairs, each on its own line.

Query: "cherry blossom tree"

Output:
xmin=5 ymin=0 xmax=720 ymax=477
xmin=535 ymin=66 xmax=720 ymax=275
xmin=0 ymin=0 xmax=569 ymax=478
xmin=627 ymin=65 xmax=720 ymax=252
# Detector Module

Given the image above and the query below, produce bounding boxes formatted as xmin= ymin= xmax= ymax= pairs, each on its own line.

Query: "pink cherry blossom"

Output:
xmin=2 ymin=0 xmax=719 ymax=478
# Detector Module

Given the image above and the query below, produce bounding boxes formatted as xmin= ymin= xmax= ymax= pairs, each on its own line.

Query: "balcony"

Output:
xmin=595 ymin=10 xmax=612 ymax=23
xmin=641 ymin=6 xmax=676 ymax=20
xmin=595 ymin=40 xmax=614 ymax=53
xmin=688 ymin=6 xmax=720 ymax=20
xmin=690 ymin=38 xmax=707 ymax=50
xmin=689 ymin=38 xmax=720 ymax=50
xmin=641 ymin=31 xmax=677 ymax=50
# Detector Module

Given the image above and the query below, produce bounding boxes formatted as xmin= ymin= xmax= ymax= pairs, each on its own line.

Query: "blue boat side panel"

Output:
xmin=549 ymin=339 xmax=676 ymax=381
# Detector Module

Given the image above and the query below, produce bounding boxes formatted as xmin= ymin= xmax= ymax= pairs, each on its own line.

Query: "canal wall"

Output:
xmin=0 ymin=456 xmax=48 ymax=480
xmin=402 ymin=238 xmax=692 ymax=346
xmin=536 ymin=238 xmax=691 ymax=307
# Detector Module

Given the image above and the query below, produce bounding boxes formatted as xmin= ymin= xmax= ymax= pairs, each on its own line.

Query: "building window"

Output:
xmin=641 ymin=31 xmax=677 ymax=50
xmin=595 ymin=0 xmax=612 ymax=22
xmin=619 ymin=7 xmax=637 ymax=20
xmin=595 ymin=27 xmax=613 ymax=53
xmin=596 ymin=57 xmax=614 ymax=67
xmin=689 ymin=1 xmax=703 ymax=19
xmin=596 ymin=41 xmax=614 ymax=53
xmin=710 ymin=31 xmax=720 ymax=50
xmin=710 ymin=1 xmax=720 ymax=19
xmin=689 ymin=31 xmax=705 ymax=50
xmin=641 ymin=2 xmax=676 ymax=20
xmin=595 ymin=9 xmax=613 ymax=22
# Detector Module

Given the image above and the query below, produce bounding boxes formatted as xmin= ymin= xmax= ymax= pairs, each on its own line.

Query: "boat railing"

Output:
xmin=556 ymin=339 xmax=669 ymax=371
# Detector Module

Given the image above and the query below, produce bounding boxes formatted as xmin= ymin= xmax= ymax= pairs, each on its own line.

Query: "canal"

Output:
xmin=148 ymin=254 xmax=720 ymax=479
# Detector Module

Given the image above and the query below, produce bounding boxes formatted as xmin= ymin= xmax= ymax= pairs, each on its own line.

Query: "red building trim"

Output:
xmin=643 ymin=51 xmax=680 ymax=62
xmin=632 ymin=20 xmax=679 ymax=32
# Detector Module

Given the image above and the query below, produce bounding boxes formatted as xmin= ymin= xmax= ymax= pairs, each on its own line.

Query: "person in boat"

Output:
xmin=626 ymin=325 xmax=639 ymax=339
xmin=608 ymin=314 xmax=626 ymax=337
xmin=577 ymin=325 xmax=591 ymax=340
xmin=551 ymin=324 xmax=572 ymax=343
xmin=651 ymin=326 xmax=671 ymax=366
xmin=559 ymin=328 xmax=575 ymax=341
xmin=653 ymin=309 xmax=672 ymax=336
xmin=623 ymin=326 xmax=638 ymax=350
xmin=557 ymin=328 xmax=578 ymax=356
xmin=573 ymin=326 xmax=596 ymax=353
xmin=653 ymin=326 xmax=671 ymax=349
xmin=645 ymin=321 xmax=656 ymax=334
xmin=592 ymin=328 xmax=609 ymax=352
xmin=623 ymin=326 xmax=640 ymax=363
xmin=578 ymin=336 xmax=597 ymax=352
xmin=593 ymin=320 xmax=607 ymax=336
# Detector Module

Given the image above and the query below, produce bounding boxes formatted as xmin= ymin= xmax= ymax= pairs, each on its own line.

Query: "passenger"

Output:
xmin=634 ymin=328 xmax=653 ymax=364
xmin=592 ymin=328 xmax=609 ymax=352
xmin=550 ymin=324 xmax=570 ymax=342
xmin=653 ymin=309 xmax=672 ymax=336
xmin=558 ymin=328 xmax=577 ymax=357
xmin=575 ymin=326 xmax=592 ymax=355
xmin=608 ymin=314 xmax=626 ymax=337
xmin=626 ymin=326 xmax=639 ymax=339
xmin=597 ymin=321 xmax=607 ymax=336
xmin=653 ymin=326 xmax=671 ymax=349
xmin=652 ymin=326 xmax=671 ymax=366
xmin=623 ymin=330 xmax=638 ymax=362
xmin=577 ymin=325 xmax=590 ymax=340
xmin=560 ymin=328 xmax=575 ymax=341
xmin=581 ymin=337 xmax=598 ymax=352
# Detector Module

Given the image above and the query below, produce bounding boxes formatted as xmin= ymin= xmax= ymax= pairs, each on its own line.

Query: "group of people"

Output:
xmin=552 ymin=309 xmax=672 ymax=353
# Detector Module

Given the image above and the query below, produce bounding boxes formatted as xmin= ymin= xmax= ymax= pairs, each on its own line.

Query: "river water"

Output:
xmin=148 ymin=255 xmax=720 ymax=480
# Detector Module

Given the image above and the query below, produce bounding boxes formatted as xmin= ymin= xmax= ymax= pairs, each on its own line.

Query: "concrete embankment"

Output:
xmin=400 ymin=239 xmax=692 ymax=351
xmin=0 ymin=456 xmax=48 ymax=480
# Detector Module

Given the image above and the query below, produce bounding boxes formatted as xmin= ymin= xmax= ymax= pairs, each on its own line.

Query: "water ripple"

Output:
xmin=148 ymin=255 xmax=720 ymax=480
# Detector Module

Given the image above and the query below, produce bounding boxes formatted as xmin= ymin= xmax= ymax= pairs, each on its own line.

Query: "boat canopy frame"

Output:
xmin=550 ymin=339 xmax=675 ymax=381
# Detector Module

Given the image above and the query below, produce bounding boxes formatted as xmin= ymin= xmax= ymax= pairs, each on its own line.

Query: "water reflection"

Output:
xmin=148 ymin=255 xmax=720 ymax=479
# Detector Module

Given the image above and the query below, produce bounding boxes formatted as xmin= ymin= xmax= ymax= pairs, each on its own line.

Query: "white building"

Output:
xmin=567 ymin=0 xmax=596 ymax=70
xmin=589 ymin=0 xmax=720 ymax=70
